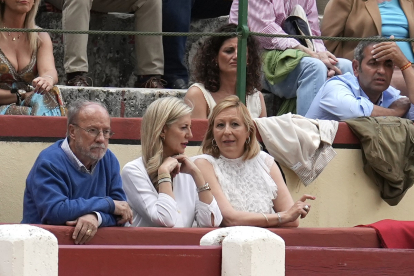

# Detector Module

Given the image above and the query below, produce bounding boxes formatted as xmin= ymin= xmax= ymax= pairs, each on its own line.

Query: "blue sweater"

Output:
xmin=22 ymin=139 xmax=126 ymax=227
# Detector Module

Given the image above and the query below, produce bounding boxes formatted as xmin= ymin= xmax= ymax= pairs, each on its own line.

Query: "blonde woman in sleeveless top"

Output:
xmin=0 ymin=0 xmax=64 ymax=116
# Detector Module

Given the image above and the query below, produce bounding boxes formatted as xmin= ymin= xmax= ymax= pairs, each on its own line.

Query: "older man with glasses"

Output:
xmin=22 ymin=99 xmax=132 ymax=245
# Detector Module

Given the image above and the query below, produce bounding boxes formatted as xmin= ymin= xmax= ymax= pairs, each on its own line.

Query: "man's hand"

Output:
xmin=372 ymin=35 xmax=409 ymax=68
xmin=66 ymin=213 xmax=99 ymax=245
xmin=388 ymin=97 xmax=411 ymax=117
xmin=315 ymin=51 xmax=342 ymax=76
xmin=113 ymin=200 xmax=133 ymax=225
xmin=294 ymin=45 xmax=342 ymax=77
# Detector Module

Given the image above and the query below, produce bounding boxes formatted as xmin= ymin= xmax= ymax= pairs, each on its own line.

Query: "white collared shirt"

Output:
xmin=61 ymin=137 xmax=98 ymax=174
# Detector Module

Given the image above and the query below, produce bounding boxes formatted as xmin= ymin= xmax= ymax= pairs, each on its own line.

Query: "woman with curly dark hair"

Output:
xmin=185 ymin=23 xmax=266 ymax=119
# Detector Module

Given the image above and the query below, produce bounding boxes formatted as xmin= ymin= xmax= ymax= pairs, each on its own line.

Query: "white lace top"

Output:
xmin=193 ymin=151 xmax=278 ymax=214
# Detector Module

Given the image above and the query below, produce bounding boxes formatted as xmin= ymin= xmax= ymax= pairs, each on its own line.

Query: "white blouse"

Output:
xmin=190 ymin=83 xmax=262 ymax=118
xmin=193 ymin=151 xmax=277 ymax=214
xmin=121 ymin=157 xmax=222 ymax=228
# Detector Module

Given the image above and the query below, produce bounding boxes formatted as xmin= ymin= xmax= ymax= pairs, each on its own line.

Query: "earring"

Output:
xmin=160 ymin=135 xmax=165 ymax=141
xmin=245 ymin=137 xmax=251 ymax=144
xmin=212 ymin=138 xmax=218 ymax=150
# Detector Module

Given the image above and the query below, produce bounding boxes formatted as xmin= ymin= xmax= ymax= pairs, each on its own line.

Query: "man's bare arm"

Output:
xmin=370 ymin=97 xmax=410 ymax=117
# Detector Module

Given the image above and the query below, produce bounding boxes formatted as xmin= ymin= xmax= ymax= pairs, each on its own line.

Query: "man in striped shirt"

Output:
xmin=229 ymin=0 xmax=353 ymax=115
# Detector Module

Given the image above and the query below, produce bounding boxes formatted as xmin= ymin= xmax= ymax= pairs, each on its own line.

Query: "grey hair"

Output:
xmin=354 ymin=36 xmax=382 ymax=65
xmin=66 ymin=99 xmax=108 ymax=134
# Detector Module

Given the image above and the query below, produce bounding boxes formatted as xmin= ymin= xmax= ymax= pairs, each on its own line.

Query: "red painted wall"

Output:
xmin=0 ymin=115 xmax=359 ymax=145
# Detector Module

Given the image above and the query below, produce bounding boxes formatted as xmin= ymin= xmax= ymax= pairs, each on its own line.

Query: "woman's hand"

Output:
xmin=21 ymin=91 xmax=34 ymax=101
xmin=158 ymin=157 xmax=181 ymax=178
xmin=174 ymin=154 xmax=199 ymax=176
xmin=32 ymin=76 xmax=54 ymax=94
xmin=283 ymin=194 xmax=315 ymax=222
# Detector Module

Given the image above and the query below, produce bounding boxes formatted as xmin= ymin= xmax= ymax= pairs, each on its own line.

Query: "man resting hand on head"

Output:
xmin=306 ymin=36 xmax=414 ymax=120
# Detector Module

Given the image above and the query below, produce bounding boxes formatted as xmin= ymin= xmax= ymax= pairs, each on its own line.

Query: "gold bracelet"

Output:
xmin=196 ymin=182 xmax=211 ymax=193
xmin=260 ymin=212 xmax=269 ymax=225
xmin=154 ymin=178 xmax=172 ymax=190
xmin=400 ymin=62 xmax=412 ymax=71
xmin=158 ymin=173 xmax=171 ymax=181
xmin=158 ymin=178 xmax=172 ymax=185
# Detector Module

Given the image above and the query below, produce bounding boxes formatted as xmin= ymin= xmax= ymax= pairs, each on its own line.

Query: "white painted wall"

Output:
xmin=1 ymin=141 xmax=412 ymax=226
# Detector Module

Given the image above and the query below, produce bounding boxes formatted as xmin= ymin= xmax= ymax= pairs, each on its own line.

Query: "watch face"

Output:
xmin=18 ymin=89 xmax=27 ymax=95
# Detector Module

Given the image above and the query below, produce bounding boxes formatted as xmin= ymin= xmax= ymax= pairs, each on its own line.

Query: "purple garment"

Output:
xmin=229 ymin=0 xmax=326 ymax=52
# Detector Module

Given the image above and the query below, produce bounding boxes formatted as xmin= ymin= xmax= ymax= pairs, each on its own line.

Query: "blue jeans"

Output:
xmin=162 ymin=0 xmax=192 ymax=84
xmin=262 ymin=57 xmax=353 ymax=116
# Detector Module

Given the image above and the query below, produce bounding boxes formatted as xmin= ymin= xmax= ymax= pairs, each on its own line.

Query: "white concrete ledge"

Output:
xmin=0 ymin=224 xmax=58 ymax=276
xmin=201 ymin=226 xmax=285 ymax=276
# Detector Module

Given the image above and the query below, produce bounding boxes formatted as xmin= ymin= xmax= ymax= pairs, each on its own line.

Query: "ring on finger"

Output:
xmin=304 ymin=205 xmax=309 ymax=211
xmin=86 ymin=229 xmax=92 ymax=235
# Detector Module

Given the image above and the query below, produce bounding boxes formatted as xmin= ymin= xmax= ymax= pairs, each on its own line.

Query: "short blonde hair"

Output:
xmin=0 ymin=0 xmax=40 ymax=52
xmin=141 ymin=97 xmax=192 ymax=184
xmin=201 ymin=95 xmax=260 ymax=160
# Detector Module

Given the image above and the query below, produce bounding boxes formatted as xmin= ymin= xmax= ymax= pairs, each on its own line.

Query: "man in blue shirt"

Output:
xmin=22 ymin=100 xmax=132 ymax=245
xmin=306 ymin=36 xmax=414 ymax=120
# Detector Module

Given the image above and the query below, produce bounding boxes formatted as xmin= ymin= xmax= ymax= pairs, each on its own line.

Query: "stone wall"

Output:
xmin=58 ymin=86 xmax=276 ymax=117
xmin=36 ymin=7 xmax=229 ymax=87
xmin=60 ymin=87 xmax=186 ymax=117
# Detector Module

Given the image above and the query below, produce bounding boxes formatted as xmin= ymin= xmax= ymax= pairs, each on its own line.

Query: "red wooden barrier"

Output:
xmin=57 ymin=244 xmax=414 ymax=275
xmin=286 ymin=246 xmax=414 ymax=275
xmin=28 ymin=225 xmax=380 ymax=248
xmin=58 ymin=245 xmax=222 ymax=276
xmin=0 ymin=115 xmax=359 ymax=145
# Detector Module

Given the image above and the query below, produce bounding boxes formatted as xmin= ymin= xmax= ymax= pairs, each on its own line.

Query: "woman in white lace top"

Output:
xmin=193 ymin=96 xmax=315 ymax=227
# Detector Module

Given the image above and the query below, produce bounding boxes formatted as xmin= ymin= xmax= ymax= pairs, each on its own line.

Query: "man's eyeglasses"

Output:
xmin=72 ymin=124 xmax=114 ymax=139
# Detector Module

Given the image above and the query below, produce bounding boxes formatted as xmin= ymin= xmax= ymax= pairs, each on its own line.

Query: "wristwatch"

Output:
xmin=18 ymin=89 xmax=27 ymax=96
xmin=11 ymin=83 xmax=27 ymax=104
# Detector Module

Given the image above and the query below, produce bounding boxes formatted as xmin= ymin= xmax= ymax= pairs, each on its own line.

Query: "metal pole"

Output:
xmin=236 ymin=0 xmax=249 ymax=104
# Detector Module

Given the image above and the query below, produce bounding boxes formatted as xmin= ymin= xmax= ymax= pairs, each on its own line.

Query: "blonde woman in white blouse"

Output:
xmin=193 ymin=96 xmax=315 ymax=227
xmin=121 ymin=97 xmax=222 ymax=227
